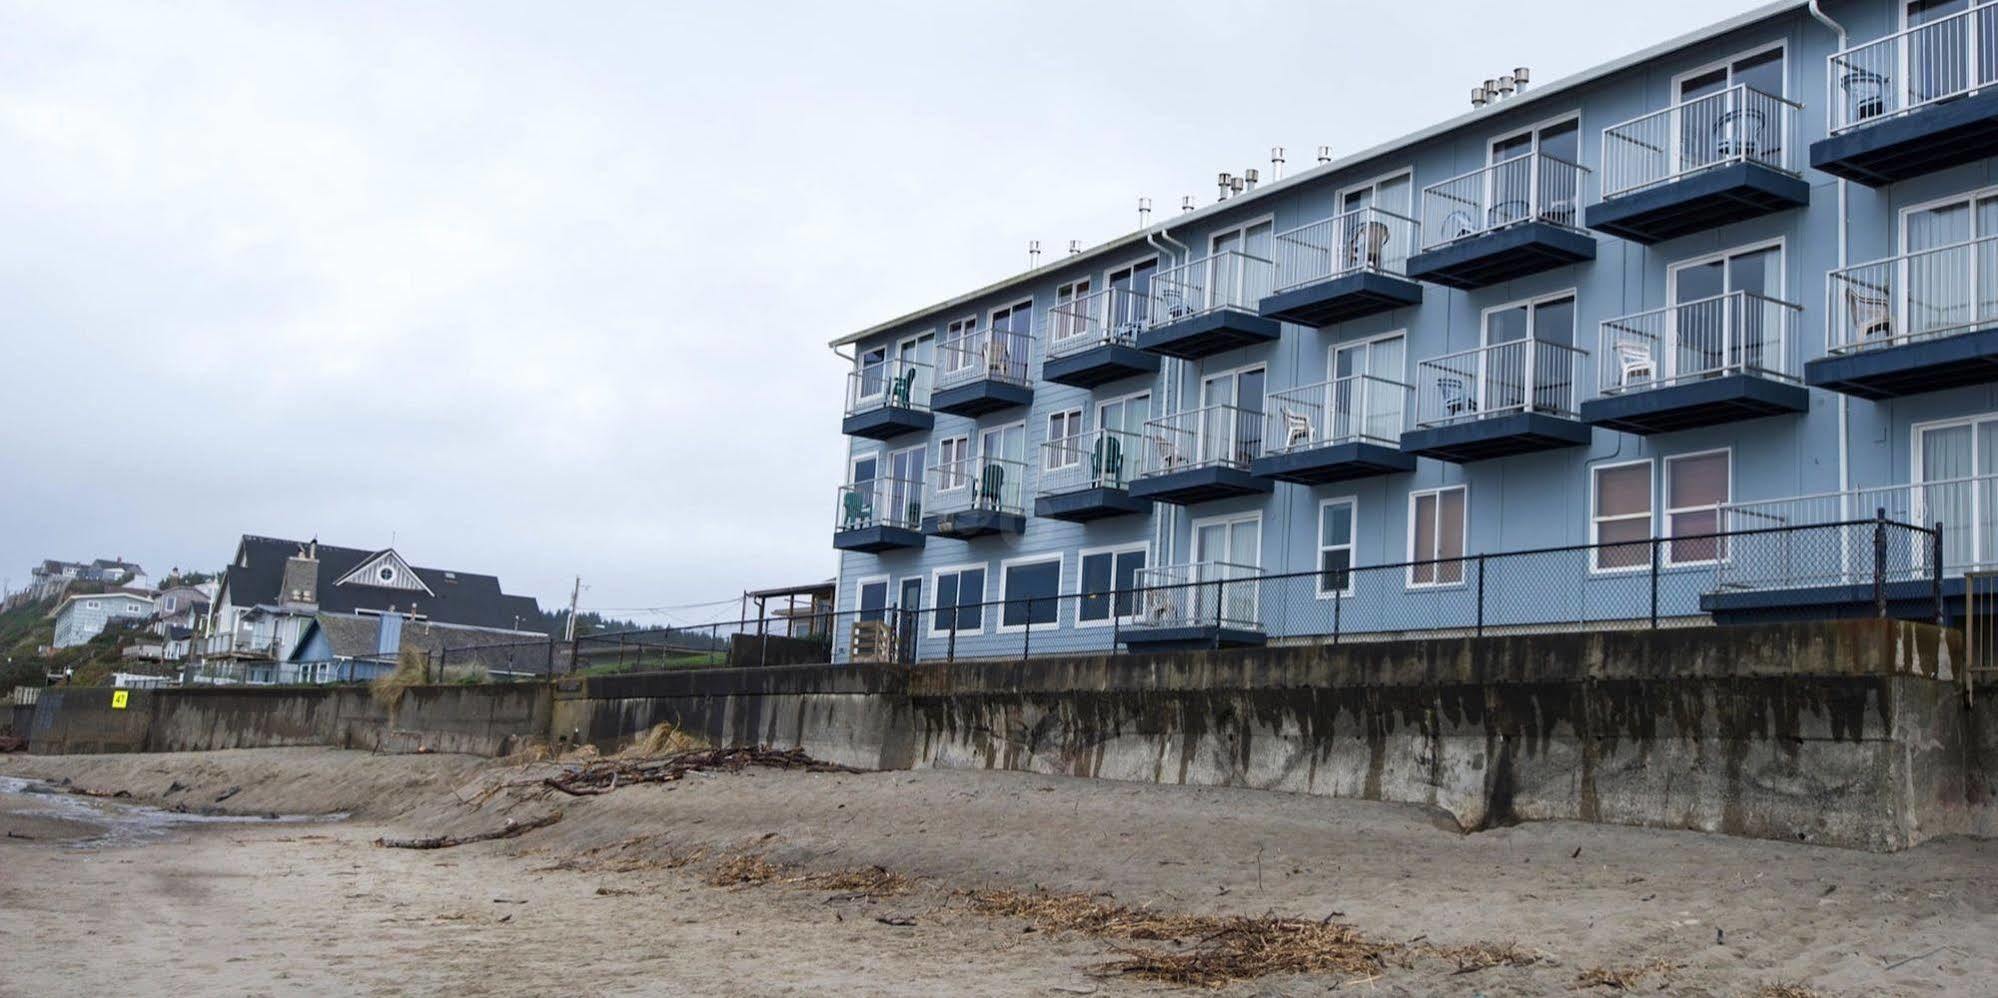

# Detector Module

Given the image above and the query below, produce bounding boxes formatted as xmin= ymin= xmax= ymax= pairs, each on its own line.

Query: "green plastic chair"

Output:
xmin=978 ymin=463 xmax=1006 ymax=509
xmin=1092 ymin=434 xmax=1124 ymax=488
xmin=889 ymin=369 xmax=915 ymax=408
xmin=842 ymin=490 xmax=872 ymax=528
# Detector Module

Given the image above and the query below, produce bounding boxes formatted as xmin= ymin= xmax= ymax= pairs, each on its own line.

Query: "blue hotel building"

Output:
xmin=828 ymin=0 xmax=1998 ymax=660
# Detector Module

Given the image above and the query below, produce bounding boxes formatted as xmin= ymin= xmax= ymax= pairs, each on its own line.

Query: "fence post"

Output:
xmin=1023 ymin=599 xmax=1032 ymax=662
xmin=1333 ymin=589 xmax=1342 ymax=646
xmin=947 ymin=615 xmax=957 ymax=662
xmin=545 ymin=639 xmax=554 ymax=678
xmin=1935 ymin=521 xmax=1947 ymax=627
xmin=1873 ymin=507 xmax=1889 ymax=620
xmin=1649 ymin=537 xmax=1661 ymax=630
xmin=1475 ymin=554 xmax=1487 ymax=639
xmin=1213 ymin=579 xmax=1225 ymax=650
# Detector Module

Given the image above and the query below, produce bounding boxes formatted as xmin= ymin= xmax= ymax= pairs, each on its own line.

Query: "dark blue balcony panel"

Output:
xmin=1034 ymin=487 xmax=1152 ymax=523
xmin=1810 ymin=89 xmax=1998 ymax=187
xmin=1804 ymin=326 xmax=1998 ymax=400
xmin=1258 ymin=271 xmax=1424 ymax=327
xmin=1136 ymin=309 xmax=1281 ymax=360
xmin=1578 ymin=375 xmax=1810 ymax=436
xmin=842 ymin=406 xmax=934 ymax=440
xmin=1041 ymin=343 xmax=1160 ymax=389
xmin=930 ymin=379 xmax=1034 ymax=417
xmin=1248 ymin=441 xmax=1417 ymax=485
xmin=1403 ymin=222 xmax=1596 ymax=291
xmin=832 ymin=524 xmax=926 ymax=553
xmin=1584 ymin=163 xmax=1809 ymax=245
xmin=1120 ymin=626 xmax=1267 ymax=653
xmin=1399 ymin=412 xmax=1593 ymax=463
xmin=1127 ymin=466 xmax=1275 ymax=505
xmin=921 ymin=508 xmax=1025 ymax=540
xmin=1702 ymin=578 xmax=1955 ymax=627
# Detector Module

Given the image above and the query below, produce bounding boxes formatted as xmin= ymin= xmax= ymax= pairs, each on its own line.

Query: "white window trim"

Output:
xmin=1479 ymin=289 xmax=1580 ymax=346
xmin=1102 ymin=252 xmax=1161 ymax=287
xmin=1488 ymin=111 xmax=1583 ymax=163
xmin=848 ymin=451 xmax=881 ymax=487
xmin=856 ymin=346 xmax=889 ymax=400
xmin=978 ymin=420 xmax=1028 ymax=462
xmin=896 ymin=576 xmax=924 ymax=612
xmin=1912 ymin=410 xmax=1998 ymax=483
xmin=1045 ymin=409 xmax=1084 ymax=470
xmin=851 ymin=574 xmax=889 ymax=618
xmin=1336 ymin=168 xmax=1415 ymax=214
xmin=1197 ymin=362 xmax=1268 ymax=408
xmin=1095 ymin=389 xmax=1152 ymax=431
xmin=1315 ymin=496 xmax=1360 ymax=599
xmin=942 ymin=315 xmax=979 ymax=375
xmin=928 ymin=563 xmax=989 ymax=638
xmin=1663 ymin=447 xmax=1734 ymax=568
xmin=987 ymin=297 xmax=1035 ymax=333
xmin=886 ymin=442 xmax=925 ymax=485
xmin=1190 ymin=510 xmax=1265 ymax=566
xmin=1668 ymin=39 xmax=1789 ymax=101
xmin=1327 ymin=329 xmax=1409 ymax=383
xmin=1665 ymin=237 xmax=1786 ymax=303
xmin=1206 ymin=214 xmax=1277 ymax=255
xmin=996 ymin=553 xmax=1065 ymax=634
xmin=936 ymin=435 xmax=972 ymax=493
xmin=1075 ymin=542 xmax=1149 ymax=629
xmin=1589 ymin=458 xmax=1656 ymax=575
xmin=1405 ymin=485 xmax=1469 ymax=590
xmin=1897 ymin=183 xmax=1998 ymax=253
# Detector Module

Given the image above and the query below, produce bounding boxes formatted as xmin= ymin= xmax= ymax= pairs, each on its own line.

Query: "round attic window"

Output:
xmin=378 ymin=565 xmax=397 ymax=584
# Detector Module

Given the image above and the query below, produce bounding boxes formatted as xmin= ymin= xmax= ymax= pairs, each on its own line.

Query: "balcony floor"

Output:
xmin=931 ymin=380 xmax=1033 ymax=417
xmin=1579 ymin=374 xmax=1810 ymax=435
xmin=1399 ymin=412 xmax=1593 ymax=463
xmin=1585 ymin=163 xmax=1809 ymax=245
xmin=1034 ymin=487 xmax=1151 ymax=523
xmin=1249 ymin=440 xmax=1416 ymax=485
xmin=1702 ymin=577 xmax=1954 ymax=626
xmin=1258 ymin=271 xmax=1423 ymax=327
xmin=1404 ymin=222 xmax=1596 ymax=291
xmin=1120 ymin=625 xmax=1267 ymax=652
xmin=1136 ymin=309 xmax=1281 ymax=359
xmin=842 ymin=406 xmax=934 ymax=441
xmin=1811 ymin=89 xmax=1998 ymax=187
xmin=1041 ymin=343 xmax=1160 ymax=388
xmin=833 ymin=524 xmax=926 ymax=553
xmin=1128 ymin=466 xmax=1274 ymax=505
xmin=1804 ymin=326 xmax=1998 ymax=400
xmin=921 ymin=509 xmax=1025 ymax=540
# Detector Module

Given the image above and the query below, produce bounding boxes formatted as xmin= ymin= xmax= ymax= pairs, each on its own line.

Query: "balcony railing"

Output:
xmin=1420 ymin=153 xmax=1589 ymax=249
xmin=1721 ymin=479 xmax=1982 ymax=581
xmin=836 ymin=477 xmax=923 ymax=533
xmin=1601 ymin=85 xmax=1801 ymax=198
xmin=1829 ymin=3 xmax=1998 ymax=135
xmin=1148 ymin=250 xmax=1274 ymax=322
xmin=1131 ymin=561 xmax=1264 ymax=631
xmin=1597 ymin=291 xmax=1800 ymax=395
xmin=201 ymin=631 xmax=278 ymax=659
xmin=1827 ymin=233 xmax=1998 ymax=354
xmin=926 ymin=456 xmax=1028 ymax=517
xmin=1047 ymin=288 xmax=1152 ymax=360
xmin=1415 ymin=339 xmax=1585 ymax=427
xmin=1263 ymin=374 xmax=1411 ymax=451
xmin=935 ymin=327 xmax=1033 ymax=391
xmin=1272 ymin=206 xmax=1420 ymax=291
xmin=1140 ymin=404 xmax=1264 ymax=475
xmin=1038 ymin=428 xmax=1151 ymax=496
xmin=845 ymin=358 xmax=931 ymax=415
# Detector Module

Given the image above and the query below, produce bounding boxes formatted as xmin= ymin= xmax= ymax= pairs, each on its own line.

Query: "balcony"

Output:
xmin=1580 ymin=291 xmax=1808 ymax=434
xmin=833 ymin=478 xmax=926 ymax=553
xmin=1588 ymin=86 xmax=1808 ymax=244
xmin=1400 ymin=339 xmax=1592 ymax=462
xmin=1128 ymin=405 xmax=1275 ymax=504
xmin=1405 ymin=154 xmax=1596 ymax=290
xmin=1034 ymin=428 xmax=1153 ymax=522
xmin=1814 ymin=5 xmax=1998 ymax=185
xmin=1704 ymin=483 xmax=1961 ymax=622
xmin=842 ymin=358 xmax=934 ymax=440
xmin=1250 ymin=375 xmax=1416 ymax=484
xmin=921 ymin=456 xmax=1027 ymax=539
xmin=1042 ymin=288 xmax=1161 ymax=388
xmin=1136 ymin=251 xmax=1280 ymax=358
xmin=930 ymin=327 xmax=1034 ymax=416
xmin=1807 ymin=235 xmax=1998 ymax=399
xmin=1120 ymin=561 xmax=1267 ymax=651
xmin=1259 ymin=208 xmax=1424 ymax=326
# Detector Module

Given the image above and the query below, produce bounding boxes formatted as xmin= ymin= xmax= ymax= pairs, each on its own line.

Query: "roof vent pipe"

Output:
xmin=1316 ymin=145 xmax=1332 ymax=164
xmin=1471 ymin=85 xmax=1490 ymax=108
xmin=1216 ymin=172 xmax=1234 ymax=200
xmin=1028 ymin=240 xmax=1040 ymax=268
xmin=1137 ymin=196 xmax=1152 ymax=227
xmin=1269 ymin=147 xmax=1285 ymax=180
xmin=1180 ymin=196 xmax=1197 ymax=213
xmin=1241 ymin=168 xmax=1259 ymax=192
xmin=1514 ymin=66 xmax=1531 ymax=92
xmin=1067 ymin=240 xmax=1082 ymax=256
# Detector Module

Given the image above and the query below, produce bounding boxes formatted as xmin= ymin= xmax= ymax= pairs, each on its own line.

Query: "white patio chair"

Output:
xmin=1615 ymin=342 xmax=1656 ymax=387
xmin=1281 ymin=407 xmax=1314 ymax=449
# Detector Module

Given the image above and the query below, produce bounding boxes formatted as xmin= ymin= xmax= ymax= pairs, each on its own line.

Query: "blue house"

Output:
xmin=830 ymin=0 xmax=1998 ymax=659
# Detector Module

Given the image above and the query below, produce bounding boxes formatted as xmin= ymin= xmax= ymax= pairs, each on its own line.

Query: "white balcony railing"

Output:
xmin=1719 ymin=478 xmax=1985 ymax=582
xmin=1415 ymin=339 xmax=1585 ymax=427
xmin=1829 ymin=2 xmax=1998 ymax=135
xmin=1272 ymin=206 xmax=1420 ymax=292
xmin=1263 ymin=374 xmax=1411 ymax=452
xmin=1597 ymin=291 xmax=1800 ymax=395
xmin=1601 ymin=85 xmax=1801 ymax=198
xmin=1148 ymin=250 xmax=1274 ymax=323
xmin=845 ymin=358 xmax=931 ymax=416
xmin=836 ymin=477 xmax=924 ymax=533
xmin=1038 ymin=428 xmax=1150 ymax=496
xmin=1131 ymin=562 xmax=1263 ymax=631
xmin=1139 ymin=404 xmax=1264 ymax=475
xmin=1047 ymin=288 xmax=1152 ymax=360
xmin=1420 ymin=153 xmax=1589 ymax=249
xmin=925 ymin=456 xmax=1028 ymax=518
xmin=1827 ymin=233 xmax=1998 ymax=355
xmin=935 ymin=327 xmax=1033 ymax=391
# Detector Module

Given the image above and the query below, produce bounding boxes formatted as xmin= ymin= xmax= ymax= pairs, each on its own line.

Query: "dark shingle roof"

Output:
xmin=223 ymin=535 xmax=543 ymax=632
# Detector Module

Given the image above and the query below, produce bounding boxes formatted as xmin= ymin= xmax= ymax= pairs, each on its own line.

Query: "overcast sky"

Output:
xmin=0 ymin=0 xmax=1768 ymax=624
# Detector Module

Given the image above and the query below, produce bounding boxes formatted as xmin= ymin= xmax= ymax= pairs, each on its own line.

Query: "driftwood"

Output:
xmin=536 ymin=747 xmax=862 ymax=798
xmin=373 ymin=811 xmax=563 ymax=850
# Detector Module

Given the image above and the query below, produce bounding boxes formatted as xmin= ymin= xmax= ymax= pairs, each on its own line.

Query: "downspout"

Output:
xmin=1810 ymin=1 xmax=1852 ymax=512
xmin=1147 ymin=229 xmax=1190 ymax=566
xmin=828 ymin=343 xmax=859 ymax=635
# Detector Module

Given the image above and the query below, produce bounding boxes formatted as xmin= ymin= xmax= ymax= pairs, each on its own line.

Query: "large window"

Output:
xmin=1078 ymin=545 xmax=1147 ymax=625
xmin=932 ymin=566 xmax=986 ymax=636
xmin=1666 ymin=450 xmax=1732 ymax=565
xmin=942 ymin=316 xmax=978 ymax=377
xmin=936 ymin=435 xmax=970 ymax=490
xmin=1045 ymin=409 xmax=1083 ymax=470
xmin=1000 ymin=557 xmax=1062 ymax=630
xmin=1053 ymin=279 xmax=1091 ymax=343
xmin=1317 ymin=498 xmax=1356 ymax=597
xmin=1408 ymin=487 xmax=1467 ymax=586
xmin=1592 ymin=461 xmax=1654 ymax=572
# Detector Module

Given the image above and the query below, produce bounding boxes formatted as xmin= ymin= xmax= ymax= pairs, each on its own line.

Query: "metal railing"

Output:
xmin=1597 ymin=291 xmax=1799 ymax=395
xmin=1828 ymin=2 xmax=1998 ymax=135
xmin=836 ymin=476 xmax=924 ymax=533
xmin=1140 ymin=404 xmax=1264 ymax=474
xmin=936 ymin=326 xmax=1033 ymax=390
xmin=1128 ymin=561 xmax=1264 ymax=631
xmin=1148 ymin=249 xmax=1274 ymax=323
xmin=1420 ymin=152 xmax=1589 ymax=249
xmin=1263 ymin=374 xmax=1411 ymax=452
xmin=1723 ymin=478 xmax=1997 ymax=576
xmin=1415 ymin=339 xmax=1585 ymax=427
xmin=845 ymin=357 xmax=931 ymax=416
xmin=1272 ymin=206 xmax=1420 ymax=292
xmin=1047 ymin=287 xmax=1151 ymax=359
xmin=926 ymin=456 xmax=1028 ymax=517
xmin=1038 ymin=428 xmax=1150 ymax=496
xmin=1601 ymin=85 xmax=1801 ymax=198
xmin=1826 ymin=233 xmax=1998 ymax=354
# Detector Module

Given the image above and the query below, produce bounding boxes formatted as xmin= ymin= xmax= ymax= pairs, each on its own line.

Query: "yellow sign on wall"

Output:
xmin=111 ymin=690 xmax=129 ymax=710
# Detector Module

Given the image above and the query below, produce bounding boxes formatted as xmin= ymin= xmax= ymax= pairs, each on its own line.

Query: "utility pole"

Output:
xmin=563 ymin=576 xmax=582 ymax=642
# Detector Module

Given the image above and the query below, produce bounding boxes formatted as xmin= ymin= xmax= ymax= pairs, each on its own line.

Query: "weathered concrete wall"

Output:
xmin=8 ymin=703 xmax=34 ymax=737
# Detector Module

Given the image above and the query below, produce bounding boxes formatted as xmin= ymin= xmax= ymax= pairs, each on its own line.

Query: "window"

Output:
xmin=1078 ymin=545 xmax=1147 ymax=624
xmin=1481 ymin=292 xmax=1577 ymax=412
xmin=1105 ymin=258 xmax=1158 ymax=332
xmin=1000 ymin=557 xmax=1061 ymax=629
xmin=936 ymin=436 xmax=970 ymax=490
xmin=856 ymin=577 xmax=889 ymax=623
xmin=988 ymin=300 xmax=1033 ymax=382
xmin=1316 ymin=499 xmax=1357 ymax=596
xmin=1097 ymin=392 xmax=1151 ymax=437
xmin=1408 ymin=487 xmax=1467 ymax=586
xmin=942 ymin=316 xmax=978 ymax=376
xmin=932 ymin=566 xmax=987 ymax=635
xmin=1206 ymin=220 xmax=1275 ymax=310
xmin=979 ymin=422 xmax=1026 ymax=465
xmin=1053 ymin=279 xmax=1092 ymax=343
xmin=1339 ymin=170 xmax=1413 ymax=216
xmin=1666 ymin=450 xmax=1732 ymax=565
xmin=857 ymin=346 xmax=887 ymax=399
xmin=1592 ymin=461 xmax=1654 ymax=572
xmin=1045 ymin=410 xmax=1083 ymax=469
